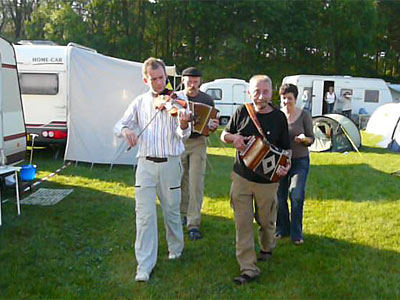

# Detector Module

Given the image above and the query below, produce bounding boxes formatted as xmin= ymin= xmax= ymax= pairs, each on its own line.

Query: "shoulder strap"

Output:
xmin=244 ymin=103 xmax=267 ymax=140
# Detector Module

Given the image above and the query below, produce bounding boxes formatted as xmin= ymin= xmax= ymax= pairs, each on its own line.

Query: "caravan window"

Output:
xmin=19 ymin=73 xmax=59 ymax=95
xmin=364 ymin=90 xmax=379 ymax=103
xmin=205 ymin=88 xmax=222 ymax=100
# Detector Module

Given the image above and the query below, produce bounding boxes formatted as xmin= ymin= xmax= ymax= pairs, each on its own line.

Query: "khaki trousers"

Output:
xmin=180 ymin=136 xmax=207 ymax=229
xmin=230 ymin=172 xmax=279 ymax=277
xmin=134 ymin=156 xmax=184 ymax=275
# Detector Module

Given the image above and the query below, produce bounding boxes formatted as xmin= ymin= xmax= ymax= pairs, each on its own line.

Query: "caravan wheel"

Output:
xmin=220 ymin=116 xmax=230 ymax=126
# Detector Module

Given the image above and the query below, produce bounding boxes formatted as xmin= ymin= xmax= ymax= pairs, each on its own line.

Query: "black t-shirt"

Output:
xmin=225 ymin=104 xmax=290 ymax=184
xmin=187 ymin=91 xmax=215 ymax=139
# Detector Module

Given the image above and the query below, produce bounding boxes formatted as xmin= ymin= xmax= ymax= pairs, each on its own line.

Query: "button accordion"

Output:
xmin=239 ymin=135 xmax=291 ymax=182
xmin=189 ymin=101 xmax=219 ymax=136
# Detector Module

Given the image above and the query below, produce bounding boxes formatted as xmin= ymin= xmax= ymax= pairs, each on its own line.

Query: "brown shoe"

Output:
xmin=233 ymin=274 xmax=257 ymax=285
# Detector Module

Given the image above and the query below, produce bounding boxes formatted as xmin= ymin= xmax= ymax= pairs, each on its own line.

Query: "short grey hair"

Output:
xmin=142 ymin=57 xmax=167 ymax=77
xmin=249 ymin=75 xmax=272 ymax=88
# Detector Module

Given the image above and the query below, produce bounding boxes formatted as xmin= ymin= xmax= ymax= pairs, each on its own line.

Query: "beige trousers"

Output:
xmin=134 ymin=156 xmax=184 ymax=275
xmin=230 ymin=171 xmax=279 ymax=277
xmin=180 ymin=136 xmax=207 ymax=229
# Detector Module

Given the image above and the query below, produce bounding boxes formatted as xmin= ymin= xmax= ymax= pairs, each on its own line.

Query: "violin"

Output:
xmin=154 ymin=90 xmax=187 ymax=117
xmin=125 ymin=90 xmax=188 ymax=153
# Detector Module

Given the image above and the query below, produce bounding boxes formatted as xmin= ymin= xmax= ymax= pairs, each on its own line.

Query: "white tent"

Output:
xmin=310 ymin=114 xmax=361 ymax=152
xmin=64 ymin=47 xmax=149 ymax=165
xmin=387 ymin=84 xmax=400 ymax=103
xmin=366 ymin=103 xmax=400 ymax=152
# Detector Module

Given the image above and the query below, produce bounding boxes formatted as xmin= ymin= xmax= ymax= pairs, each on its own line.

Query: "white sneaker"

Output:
xmin=168 ymin=253 xmax=181 ymax=260
xmin=135 ymin=272 xmax=149 ymax=282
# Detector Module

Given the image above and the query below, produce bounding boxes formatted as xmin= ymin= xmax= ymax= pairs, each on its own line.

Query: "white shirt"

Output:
xmin=325 ymin=91 xmax=336 ymax=104
xmin=114 ymin=91 xmax=191 ymax=158
xmin=341 ymin=95 xmax=352 ymax=111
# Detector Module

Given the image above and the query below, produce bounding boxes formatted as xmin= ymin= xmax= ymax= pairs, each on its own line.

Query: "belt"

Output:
xmin=146 ymin=156 xmax=168 ymax=163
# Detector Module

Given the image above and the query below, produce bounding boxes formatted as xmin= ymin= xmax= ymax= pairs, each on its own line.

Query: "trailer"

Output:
xmin=0 ymin=37 xmax=26 ymax=164
xmin=200 ymin=78 xmax=250 ymax=125
xmin=282 ymin=75 xmax=393 ymax=117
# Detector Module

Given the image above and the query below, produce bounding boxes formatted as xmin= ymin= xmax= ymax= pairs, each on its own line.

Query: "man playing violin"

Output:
xmin=115 ymin=57 xmax=191 ymax=282
xmin=179 ymin=67 xmax=219 ymax=240
xmin=220 ymin=75 xmax=291 ymax=285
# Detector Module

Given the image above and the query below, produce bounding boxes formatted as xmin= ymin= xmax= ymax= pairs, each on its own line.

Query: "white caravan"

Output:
xmin=0 ymin=37 xmax=26 ymax=164
xmin=14 ymin=41 xmax=179 ymax=145
xmin=200 ymin=78 xmax=250 ymax=125
xmin=282 ymin=75 xmax=393 ymax=117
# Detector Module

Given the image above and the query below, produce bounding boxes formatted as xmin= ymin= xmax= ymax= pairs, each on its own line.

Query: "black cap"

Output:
xmin=182 ymin=67 xmax=202 ymax=77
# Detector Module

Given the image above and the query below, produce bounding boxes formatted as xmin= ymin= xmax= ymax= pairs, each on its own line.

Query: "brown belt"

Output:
xmin=146 ymin=156 xmax=168 ymax=163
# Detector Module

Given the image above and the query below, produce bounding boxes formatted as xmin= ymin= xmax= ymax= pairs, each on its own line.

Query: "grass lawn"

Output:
xmin=0 ymin=131 xmax=399 ymax=299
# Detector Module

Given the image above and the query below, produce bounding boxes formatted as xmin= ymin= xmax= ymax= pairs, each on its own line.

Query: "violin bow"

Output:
xmin=125 ymin=109 xmax=161 ymax=152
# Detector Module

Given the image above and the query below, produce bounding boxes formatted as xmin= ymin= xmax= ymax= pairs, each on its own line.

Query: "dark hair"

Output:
xmin=279 ymin=83 xmax=298 ymax=98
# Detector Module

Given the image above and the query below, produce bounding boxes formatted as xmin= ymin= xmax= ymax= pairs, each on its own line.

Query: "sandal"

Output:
xmin=233 ymin=274 xmax=256 ymax=285
xmin=258 ymin=250 xmax=272 ymax=262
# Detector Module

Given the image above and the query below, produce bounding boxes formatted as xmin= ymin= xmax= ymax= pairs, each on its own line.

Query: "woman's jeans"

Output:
xmin=276 ymin=156 xmax=310 ymax=241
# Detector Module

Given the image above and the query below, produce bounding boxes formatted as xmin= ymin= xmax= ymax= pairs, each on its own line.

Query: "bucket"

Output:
xmin=20 ymin=164 xmax=36 ymax=181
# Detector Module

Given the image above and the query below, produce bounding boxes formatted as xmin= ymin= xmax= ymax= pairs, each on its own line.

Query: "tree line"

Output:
xmin=1 ymin=0 xmax=400 ymax=86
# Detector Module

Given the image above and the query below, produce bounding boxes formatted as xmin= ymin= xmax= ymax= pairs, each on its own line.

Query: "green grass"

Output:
xmin=0 ymin=131 xmax=399 ymax=299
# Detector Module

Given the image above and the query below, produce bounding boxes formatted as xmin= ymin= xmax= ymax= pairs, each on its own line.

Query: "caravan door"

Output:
xmin=232 ymin=84 xmax=247 ymax=118
xmin=233 ymin=84 xmax=247 ymax=105
xmin=312 ymin=80 xmax=324 ymax=116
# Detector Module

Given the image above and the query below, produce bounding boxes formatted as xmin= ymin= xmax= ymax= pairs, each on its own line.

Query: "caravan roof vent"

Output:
xmin=18 ymin=40 xmax=58 ymax=46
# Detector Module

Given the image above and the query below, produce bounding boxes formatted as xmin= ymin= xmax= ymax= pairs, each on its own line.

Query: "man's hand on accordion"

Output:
xmin=207 ymin=118 xmax=219 ymax=132
xmin=276 ymin=158 xmax=291 ymax=177
xmin=231 ymin=134 xmax=251 ymax=152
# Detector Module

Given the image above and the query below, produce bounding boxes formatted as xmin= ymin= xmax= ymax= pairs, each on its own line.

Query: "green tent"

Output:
xmin=310 ymin=114 xmax=361 ymax=152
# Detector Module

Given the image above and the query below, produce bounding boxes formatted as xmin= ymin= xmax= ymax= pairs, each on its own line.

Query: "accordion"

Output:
xmin=189 ymin=101 xmax=219 ymax=136
xmin=239 ymin=135 xmax=291 ymax=182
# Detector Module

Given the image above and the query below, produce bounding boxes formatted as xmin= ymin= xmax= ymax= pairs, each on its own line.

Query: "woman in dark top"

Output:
xmin=276 ymin=84 xmax=315 ymax=245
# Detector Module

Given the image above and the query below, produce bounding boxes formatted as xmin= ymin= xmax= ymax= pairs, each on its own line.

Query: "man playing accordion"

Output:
xmin=220 ymin=74 xmax=291 ymax=285
xmin=179 ymin=67 xmax=219 ymax=241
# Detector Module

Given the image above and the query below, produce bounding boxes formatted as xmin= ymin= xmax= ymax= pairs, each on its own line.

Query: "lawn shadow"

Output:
xmin=359 ymin=145 xmax=394 ymax=154
xmin=308 ymin=163 xmax=400 ymax=202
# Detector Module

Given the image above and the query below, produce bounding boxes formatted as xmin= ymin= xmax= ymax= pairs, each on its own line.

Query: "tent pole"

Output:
xmin=341 ymin=125 xmax=363 ymax=158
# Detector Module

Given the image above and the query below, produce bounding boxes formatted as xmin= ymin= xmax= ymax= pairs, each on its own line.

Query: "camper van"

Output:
xmin=200 ymin=78 xmax=250 ymax=125
xmin=0 ymin=37 xmax=26 ymax=164
xmin=14 ymin=42 xmax=180 ymax=145
xmin=282 ymin=75 xmax=393 ymax=117
xmin=14 ymin=42 xmax=97 ymax=145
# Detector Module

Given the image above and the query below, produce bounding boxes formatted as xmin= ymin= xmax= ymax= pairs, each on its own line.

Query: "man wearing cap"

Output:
xmin=180 ymin=67 xmax=219 ymax=240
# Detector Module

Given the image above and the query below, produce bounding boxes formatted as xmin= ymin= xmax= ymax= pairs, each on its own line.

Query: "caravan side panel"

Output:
xmin=0 ymin=38 xmax=26 ymax=164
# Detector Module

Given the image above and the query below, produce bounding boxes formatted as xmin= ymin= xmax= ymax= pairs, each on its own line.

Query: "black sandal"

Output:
xmin=233 ymin=274 xmax=256 ymax=285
